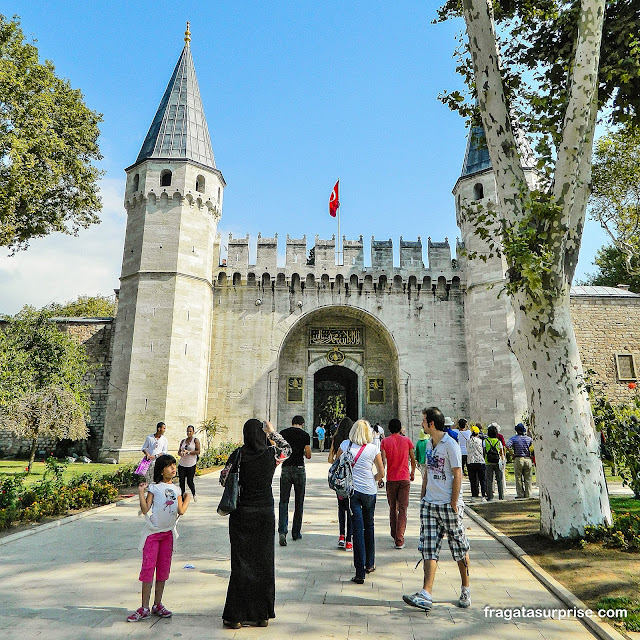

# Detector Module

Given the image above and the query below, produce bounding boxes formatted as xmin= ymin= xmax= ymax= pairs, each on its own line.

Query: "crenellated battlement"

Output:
xmin=124 ymin=189 xmax=222 ymax=218
xmin=215 ymin=233 xmax=464 ymax=294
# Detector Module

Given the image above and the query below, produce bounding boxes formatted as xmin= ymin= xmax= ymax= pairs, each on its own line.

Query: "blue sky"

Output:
xmin=0 ymin=1 xmax=608 ymax=314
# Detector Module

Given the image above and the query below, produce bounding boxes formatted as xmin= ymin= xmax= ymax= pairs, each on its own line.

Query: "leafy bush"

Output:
xmin=91 ymin=482 xmax=120 ymax=505
xmin=0 ymin=474 xmax=25 ymax=509
xmin=197 ymin=441 xmax=241 ymax=469
xmin=584 ymin=512 xmax=640 ymax=551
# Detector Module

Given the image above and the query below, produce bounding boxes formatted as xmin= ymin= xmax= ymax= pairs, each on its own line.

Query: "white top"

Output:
xmin=138 ymin=481 xmax=180 ymax=550
xmin=340 ymin=440 xmax=379 ymax=495
xmin=142 ymin=434 xmax=168 ymax=457
xmin=466 ymin=435 xmax=485 ymax=465
xmin=457 ymin=429 xmax=471 ymax=455
xmin=424 ymin=433 xmax=463 ymax=506
xmin=178 ymin=437 xmax=198 ymax=468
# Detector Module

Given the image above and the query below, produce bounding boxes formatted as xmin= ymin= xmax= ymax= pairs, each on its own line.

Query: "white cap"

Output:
xmin=444 ymin=416 xmax=454 ymax=427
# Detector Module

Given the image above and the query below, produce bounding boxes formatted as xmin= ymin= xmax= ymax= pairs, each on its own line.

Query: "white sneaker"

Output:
xmin=458 ymin=588 xmax=471 ymax=608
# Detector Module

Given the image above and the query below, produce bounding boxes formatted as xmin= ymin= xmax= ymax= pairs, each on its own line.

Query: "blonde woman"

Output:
xmin=339 ymin=419 xmax=384 ymax=583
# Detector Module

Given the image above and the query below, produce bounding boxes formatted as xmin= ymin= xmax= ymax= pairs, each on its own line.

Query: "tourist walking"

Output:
xmin=404 ymin=407 xmax=470 ymax=612
xmin=380 ymin=418 xmax=416 ymax=549
xmin=372 ymin=423 xmax=385 ymax=451
xmin=457 ymin=418 xmax=471 ymax=475
xmin=339 ymin=419 xmax=384 ymax=583
xmin=415 ymin=427 xmax=429 ymax=483
xmin=127 ymin=454 xmax=191 ymax=622
xmin=328 ymin=416 xmax=354 ymax=549
xmin=484 ymin=423 xmax=505 ymax=501
xmin=466 ymin=426 xmax=486 ymax=499
xmin=507 ymin=423 xmax=534 ymax=498
xmin=221 ymin=419 xmax=291 ymax=629
xmin=177 ymin=425 xmax=200 ymax=500
xmin=141 ymin=422 xmax=169 ymax=484
xmin=315 ymin=423 xmax=326 ymax=452
xmin=278 ymin=415 xmax=311 ymax=546
xmin=444 ymin=416 xmax=459 ymax=442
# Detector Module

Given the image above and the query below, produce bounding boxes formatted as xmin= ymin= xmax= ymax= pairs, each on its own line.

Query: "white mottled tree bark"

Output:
xmin=461 ymin=0 xmax=611 ymax=537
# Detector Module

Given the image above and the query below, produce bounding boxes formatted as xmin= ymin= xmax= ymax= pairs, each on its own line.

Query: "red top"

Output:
xmin=380 ymin=433 xmax=414 ymax=481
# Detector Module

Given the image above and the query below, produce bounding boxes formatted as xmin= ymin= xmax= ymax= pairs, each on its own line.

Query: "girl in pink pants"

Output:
xmin=127 ymin=454 xmax=191 ymax=622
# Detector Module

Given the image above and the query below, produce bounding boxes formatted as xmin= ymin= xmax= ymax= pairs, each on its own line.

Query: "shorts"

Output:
xmin=418 ymin=501 xmax=469 ymax=562
xmin=140 ymin=530 xmax=173 ymax=582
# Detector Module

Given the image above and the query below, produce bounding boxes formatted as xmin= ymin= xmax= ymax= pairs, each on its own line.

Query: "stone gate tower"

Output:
xmin=452 ymin=126 xmax=533 ymax=426
xmin=101 ymin=27 xmax=224 ymax=460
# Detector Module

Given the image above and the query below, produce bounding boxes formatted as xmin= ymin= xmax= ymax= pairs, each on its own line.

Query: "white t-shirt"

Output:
xmin=424 ymin=433 xmax=463 ymax=506
xmin=457 ymin=429 xmax=471 ymax=455
xmin=148 ymin=482 xmax=179 ymax=529
xmin=340 ymin=441 xmax=379 ymax=495
xmin=142 ymin=434 xmax=168 ymax=457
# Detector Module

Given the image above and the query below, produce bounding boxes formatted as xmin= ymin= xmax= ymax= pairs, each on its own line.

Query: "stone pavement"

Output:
xmin=0 ymin=455 xmax=612 ymax=640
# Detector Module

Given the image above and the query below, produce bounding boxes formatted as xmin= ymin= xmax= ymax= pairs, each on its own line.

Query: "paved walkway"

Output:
xmin=0 ymin=455 xmax=614 ymax=640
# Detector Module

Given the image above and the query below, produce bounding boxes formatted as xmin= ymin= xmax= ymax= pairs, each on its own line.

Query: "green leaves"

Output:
xmin=0 ymin=14 xmax=103 ymax=252
xmin=0 ymin=307 xmax=92 ymax=443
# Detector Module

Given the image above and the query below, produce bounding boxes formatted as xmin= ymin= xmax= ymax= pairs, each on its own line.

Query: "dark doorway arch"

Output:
xmin=313 ymin=366 xmax=358 ymax=447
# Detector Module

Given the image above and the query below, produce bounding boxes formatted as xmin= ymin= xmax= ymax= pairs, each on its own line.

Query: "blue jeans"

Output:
xmin=278 ymin=466 xmax=306 ymax=537
xmin=350 ymin=491 xmax=376 ymax=578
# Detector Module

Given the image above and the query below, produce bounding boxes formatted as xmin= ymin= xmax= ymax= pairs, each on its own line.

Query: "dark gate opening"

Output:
xmin=313 ymin=366 xmax=358 ymax=448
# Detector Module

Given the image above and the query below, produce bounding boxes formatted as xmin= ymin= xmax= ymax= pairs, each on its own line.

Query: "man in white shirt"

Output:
xmin=403 ymin=406 xmax=471 ymax=612
xmin=141 ymin=422 xmax=169 ymax=483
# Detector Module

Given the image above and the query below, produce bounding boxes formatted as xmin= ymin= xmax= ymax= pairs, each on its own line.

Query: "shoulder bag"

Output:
xmin=217 ymin=449 xmax=242 ymax=516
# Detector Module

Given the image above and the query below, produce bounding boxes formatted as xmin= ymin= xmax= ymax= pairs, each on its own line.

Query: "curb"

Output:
xmin=0 ymin=495 xmax=138 ymax=547
xmin=464 ymin=505 xmax=629 ymax=640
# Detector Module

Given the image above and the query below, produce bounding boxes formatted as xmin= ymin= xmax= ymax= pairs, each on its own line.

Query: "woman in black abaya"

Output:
xmin=221 ymin=419 xmax=291 ymax=629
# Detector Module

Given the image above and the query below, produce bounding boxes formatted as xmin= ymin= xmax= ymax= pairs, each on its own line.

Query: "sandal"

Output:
xmin=365 ymin=565 xmax=376 ymax=573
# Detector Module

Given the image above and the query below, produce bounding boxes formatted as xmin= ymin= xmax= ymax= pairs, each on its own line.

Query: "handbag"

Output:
xmin=135 ymin=457 xmax=151 ymax=476
xmin=217 ymin=449 xmax=242 ymax=516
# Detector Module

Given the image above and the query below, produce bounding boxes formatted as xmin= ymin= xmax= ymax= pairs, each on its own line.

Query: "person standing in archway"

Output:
xmin=380 ymin=418 xmax=416 ymax=549
xmin=278 ymin=415 xmax=311 ymax=546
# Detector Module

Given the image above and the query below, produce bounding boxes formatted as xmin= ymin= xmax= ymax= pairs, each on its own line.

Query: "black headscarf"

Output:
xmin=241 ymin=418 xmax=270 ymax=463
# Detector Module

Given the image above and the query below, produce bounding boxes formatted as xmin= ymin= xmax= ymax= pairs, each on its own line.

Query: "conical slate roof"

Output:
xmin=135 ymin=44 xmax=216 ymax=169
xmin=461 ymin=125 xmax=491 ymax=177
xmin=460 ymin=123 xmax=536 ymax=178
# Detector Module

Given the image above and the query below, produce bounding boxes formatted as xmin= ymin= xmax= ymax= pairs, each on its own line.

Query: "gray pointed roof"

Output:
xmin=135 ymin=44 xmax=216 ymax=169
xmin=460 ymin=123 xmax=536 ymax=178
xmin=461 ymin=125 xmax=491 ymax=177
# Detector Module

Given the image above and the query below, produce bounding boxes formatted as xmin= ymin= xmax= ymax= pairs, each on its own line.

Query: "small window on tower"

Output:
xmin=473 ymin=183 xmax=484 ymax=200
xmin=133 ymin=174 xmax=139 ymax=192
xmin=196 ymin=175 xmax=205 ymax=193
xmin=160 ymin=170 xmax=172 ymax=187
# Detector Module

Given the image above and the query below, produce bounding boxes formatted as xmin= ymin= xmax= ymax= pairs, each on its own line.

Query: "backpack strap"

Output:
xmin=353 ymin=444 xmax=367 ymax=464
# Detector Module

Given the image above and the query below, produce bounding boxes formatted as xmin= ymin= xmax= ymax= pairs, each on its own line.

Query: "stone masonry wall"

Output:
xmin=0 ymin=319 xmax=113 ymax=459
xmin=570 ymin=297 xmax=640 ymax=405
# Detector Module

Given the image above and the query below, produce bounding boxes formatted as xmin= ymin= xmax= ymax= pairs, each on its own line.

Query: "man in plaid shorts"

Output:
xmin=403 ymin=406 xmax=470 ymax=611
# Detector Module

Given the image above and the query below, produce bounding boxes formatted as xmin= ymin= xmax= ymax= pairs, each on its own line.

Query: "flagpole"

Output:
xmin=336 ymin=177 xmax=341 ymax=265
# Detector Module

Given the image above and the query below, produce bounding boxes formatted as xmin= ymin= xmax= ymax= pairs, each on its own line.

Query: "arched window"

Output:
xmin=133 ymin=174 xmax=139 ymax=192
xmin=196 ymin=175 xmax=205 ymax=193
xmin=160 ymin=170 xmax=172 ymax=187
xmin=473 ymin=183 xmax=484 ymax=200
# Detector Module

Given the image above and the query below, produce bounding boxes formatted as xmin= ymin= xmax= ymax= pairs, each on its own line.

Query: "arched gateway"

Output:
xmin=276 ymin=306 xmax=400 ymax=438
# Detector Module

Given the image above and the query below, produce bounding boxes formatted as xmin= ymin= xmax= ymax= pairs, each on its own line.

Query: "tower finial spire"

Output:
xmin=184 ymin=21 xmax=191 ymax=45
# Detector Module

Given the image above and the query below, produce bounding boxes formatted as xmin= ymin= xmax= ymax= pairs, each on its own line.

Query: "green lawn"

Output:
xmin=0 ymin=459 xmax=132 ymax=485
xmin=610 ymin=496 xmax=640 ymax=516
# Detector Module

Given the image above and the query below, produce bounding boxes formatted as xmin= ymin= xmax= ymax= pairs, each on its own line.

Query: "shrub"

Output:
xmin=69 ymin=485 xmax=94 ymax=509
xmin=197 ymin=441 xmax=241 ymax=469
xmin=91 ymin=482 xmax=120 ymax=505
xmin=0 ymin=474 xmax=25 ymax=509
xmin=584 ymin=512 xmax=640 ymax=551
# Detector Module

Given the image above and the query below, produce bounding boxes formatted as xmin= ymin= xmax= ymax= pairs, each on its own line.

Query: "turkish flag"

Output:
xmin=329 ymin=180 xmax=340 ymax=217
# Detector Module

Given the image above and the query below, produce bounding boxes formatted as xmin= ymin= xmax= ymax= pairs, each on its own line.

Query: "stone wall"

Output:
xmin=0 ymin=318 xmax=113 ymax=459
xmin=570 ymin=296 xmax=640 ymax=404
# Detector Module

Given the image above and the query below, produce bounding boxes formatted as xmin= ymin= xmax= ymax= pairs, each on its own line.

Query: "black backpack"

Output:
xmin=485 ymin=439 xmax=500 ymax=464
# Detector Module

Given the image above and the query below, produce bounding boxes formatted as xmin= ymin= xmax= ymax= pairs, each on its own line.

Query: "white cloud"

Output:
xmin=0 ymin=177 xmax=126 ymax=315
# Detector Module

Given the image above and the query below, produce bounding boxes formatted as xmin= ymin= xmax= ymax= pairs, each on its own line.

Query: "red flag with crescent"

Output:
xmin=329 ymin=180 xmax=340 ymax=217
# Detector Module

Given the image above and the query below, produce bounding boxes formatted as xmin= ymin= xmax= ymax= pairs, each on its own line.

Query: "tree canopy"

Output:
xmin=45 ymin=294 xmax=116 ymax=318
xmin=0 ymin=307 xmax=92 ymax=470
xmin=0 ymin=14 xmax=103 ymax=252
xmin=581 ymin=244 xmax=640 ymax=291
xmin=590 ymin=122 xmax=640 ymax=275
